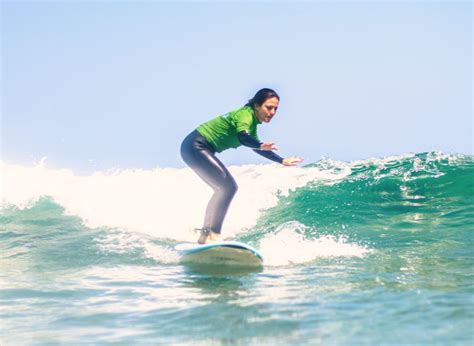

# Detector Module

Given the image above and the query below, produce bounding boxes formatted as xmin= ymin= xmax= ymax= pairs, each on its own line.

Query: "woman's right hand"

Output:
xmin=260 ymin=142 xmax=278 ymax=151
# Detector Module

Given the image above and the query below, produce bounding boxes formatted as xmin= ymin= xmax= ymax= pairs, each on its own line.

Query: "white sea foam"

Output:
xmin=259 ymin=221 xmax=371 ymax=265
xmin=0 ymin=159 xmax=350 ymax=243
xmin=95 ymin=229 xmax=181 ymax=264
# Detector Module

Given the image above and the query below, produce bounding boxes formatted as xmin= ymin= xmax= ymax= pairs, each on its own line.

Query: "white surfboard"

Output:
xmin=175 ymin=241 xmax=263 ymax=267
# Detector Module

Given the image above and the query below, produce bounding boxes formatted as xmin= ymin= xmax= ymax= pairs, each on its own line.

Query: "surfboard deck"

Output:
xmin=175 ymin=241 xmax=263 ymax=267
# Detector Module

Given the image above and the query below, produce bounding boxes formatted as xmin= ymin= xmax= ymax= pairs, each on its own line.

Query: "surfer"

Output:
xmin=180 ymin=88 xmax=304 ymax=244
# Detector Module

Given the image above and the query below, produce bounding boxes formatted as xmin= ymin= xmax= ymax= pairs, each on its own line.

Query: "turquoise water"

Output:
xmin=1 ymin=152 xmax=473 ymax=344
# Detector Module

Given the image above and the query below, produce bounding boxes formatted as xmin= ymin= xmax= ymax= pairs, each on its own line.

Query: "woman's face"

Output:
xmin=255 ymin=97 xmax=279 ymax=123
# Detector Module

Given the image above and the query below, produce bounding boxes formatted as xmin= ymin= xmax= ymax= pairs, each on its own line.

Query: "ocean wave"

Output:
xmin=1 ymin=151 xmax=472 ymax=267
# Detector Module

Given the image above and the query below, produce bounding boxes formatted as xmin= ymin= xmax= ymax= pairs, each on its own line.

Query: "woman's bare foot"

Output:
xmin=205 ymin=231 xmax=221 ymax=243
xmin=197 ymin=229 xmax=221 ymax=244
xmin=197 ymin=229 xmax=209 ymax=244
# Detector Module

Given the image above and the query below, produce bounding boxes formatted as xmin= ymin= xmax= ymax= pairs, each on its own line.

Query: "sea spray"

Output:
xmin=1 ymin=160 xmax=349 ymax=241
xmin=259 ymin=221 xmax=371 ymax=266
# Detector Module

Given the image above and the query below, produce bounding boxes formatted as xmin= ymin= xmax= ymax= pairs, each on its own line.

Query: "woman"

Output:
xmin=180 ymin=88 xmax=303 ymax=244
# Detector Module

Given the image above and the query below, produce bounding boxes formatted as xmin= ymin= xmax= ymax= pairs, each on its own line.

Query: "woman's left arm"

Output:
xmin=238 ymin=131 xmax=303 ymax=165
xmin=253 ymin=149 xmax=284 ymax=164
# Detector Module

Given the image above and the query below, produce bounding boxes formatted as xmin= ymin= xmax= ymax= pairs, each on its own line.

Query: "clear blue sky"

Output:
xmin=2 ymin=1 xmax=472 ymax=172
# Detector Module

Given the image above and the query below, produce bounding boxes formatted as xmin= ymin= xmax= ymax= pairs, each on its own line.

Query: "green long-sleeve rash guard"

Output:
xmin=196 ymin=106 xmax=284 ymax=164
xmin=197 ymin=106 xmax=259 ymax=152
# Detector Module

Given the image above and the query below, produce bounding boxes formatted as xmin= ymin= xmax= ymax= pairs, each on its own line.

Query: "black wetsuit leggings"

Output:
xmin=180 ymin=130 xmax=238 ymax=234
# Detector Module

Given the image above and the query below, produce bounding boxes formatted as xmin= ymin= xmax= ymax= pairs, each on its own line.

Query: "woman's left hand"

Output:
xmin=282 ymin=156 xmax=304 ymax=166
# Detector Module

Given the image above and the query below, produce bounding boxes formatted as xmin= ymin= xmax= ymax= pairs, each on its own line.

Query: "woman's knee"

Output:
xmin=214 ymin=176 xmax=238 ymax=196
xmin=226 ymin=178 xmax=238 ymax=196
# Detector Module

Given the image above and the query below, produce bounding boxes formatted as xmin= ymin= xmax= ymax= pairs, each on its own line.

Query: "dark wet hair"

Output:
xmin=245 ymin=88 xmax=280 ymax=108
